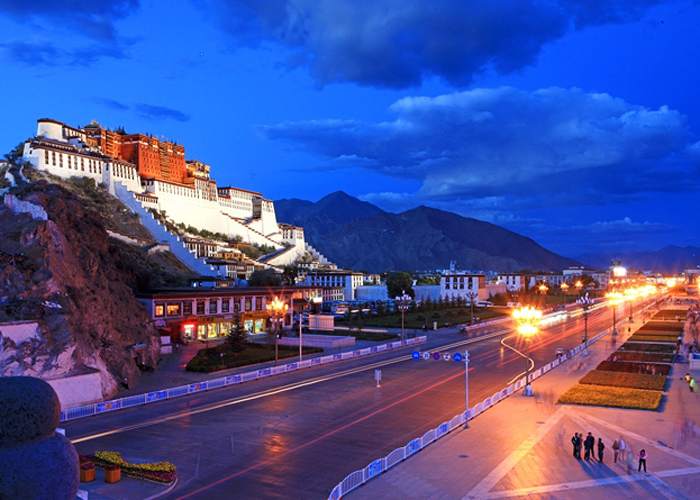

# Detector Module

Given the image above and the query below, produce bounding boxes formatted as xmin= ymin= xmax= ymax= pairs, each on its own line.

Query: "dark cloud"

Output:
xmin=94 ymin=99 xmax=191 ymax=122
xmin=0 ymin=40 xmax=129 ymax=66
xmin=263 ymin=87 xmax=696 ymax=206
xmin=0 ymin=0 xmax=138 ymax=66
xmin=204 ymin=0 xmax=666 ymax=88
xmin=0 ymin=0 xmax=138 ymax=41
xmin=134 ymin=104 xmax=190 ymax=122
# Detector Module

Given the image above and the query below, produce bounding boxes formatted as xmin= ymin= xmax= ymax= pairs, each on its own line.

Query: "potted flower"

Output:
xmin=79 ymin=459 xmax=96 ymax=483
xmin=104 ymin=463 xmax=121 ymax=484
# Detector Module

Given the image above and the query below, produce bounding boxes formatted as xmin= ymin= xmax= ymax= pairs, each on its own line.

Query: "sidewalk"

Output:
xmin=352 ymin=323 xmax=700 ymax=499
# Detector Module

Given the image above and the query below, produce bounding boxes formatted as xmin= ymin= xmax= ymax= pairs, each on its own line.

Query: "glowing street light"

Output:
xmin=506 ymin=306 xmax=543 ymax=396
xmin=266 ymin=296 xmax=289 ymax=364
xmin=538 ymin=283 xmax=549 ymax=294
xmin=575 ymin=280 xmax=584 ymax=292
xmin=560 ymin=282 xmax=570 ymax=292
xmin=605 ymin=291 xmax=624 ymax=337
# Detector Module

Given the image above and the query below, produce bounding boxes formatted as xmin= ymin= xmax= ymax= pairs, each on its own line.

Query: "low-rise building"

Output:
xmin=496 ymin=273 xmax=527 ymax=292
xmin=303 ymin=269 xmax=364 ymax=301
xmin=138 ymin=286 xmax=321 ymax=342
xmin=440 ymin=273 xmax=488 ymax=302
xmin=355 ymin=285 xmax=389 ymax=301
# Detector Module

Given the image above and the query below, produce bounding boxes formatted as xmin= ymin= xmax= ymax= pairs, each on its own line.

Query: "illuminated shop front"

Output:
xmin=139 ymin=286 xmax=322 ymax=343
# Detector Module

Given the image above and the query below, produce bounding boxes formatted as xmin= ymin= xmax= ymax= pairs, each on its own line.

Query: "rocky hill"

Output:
xmin=0 ymin=166 xmax=195 ymax=398
xmin=276 ymin=191 xmax=577 ymax=272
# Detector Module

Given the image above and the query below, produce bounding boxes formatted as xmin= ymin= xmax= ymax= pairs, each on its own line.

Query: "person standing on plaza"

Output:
xmin=612 ymin=439 xmax=620 ymax=463
xmin=571 ymin=433 xmax=579 ymax=459
xmin=584 ymin=432 xmax=595 ymax=461
xmin=638 ymin=449 xmax=647 ymax=473
xmin=598 ymin=437 xmax=605 ymax=463
xmin=618 ymin=436 xmax=627 ymax=461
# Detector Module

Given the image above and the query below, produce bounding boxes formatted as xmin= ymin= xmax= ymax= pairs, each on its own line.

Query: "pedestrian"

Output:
xmin=574 ymin=433 xmax=583 ymax=459
xmin=690 ymin=377 xmax=697 ymax=393
xmin=612 ymin=439 xmax=620 ymax=463
xmin=626 ymin=447 xmax=635 ymax=474
xmin=638 ymin=449 xmax=647 ymax=473
xmin=619 ymin=436 xmax=627 ymax=461
xmin=570 ymin=433 xmax=579 ymax=458
xmin=598 ymin=437 xmax=605 ymax=463
xmin=584 ymin=432 xmax=595 ymax=461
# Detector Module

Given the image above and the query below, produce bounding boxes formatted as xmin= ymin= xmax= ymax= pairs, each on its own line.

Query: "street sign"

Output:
xmin=413 ymin=351 xmax=466 ymax=363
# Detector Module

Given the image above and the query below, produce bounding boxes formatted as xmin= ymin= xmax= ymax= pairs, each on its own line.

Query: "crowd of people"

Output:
xmin=570 ymin=433 xmax=648 ymax=472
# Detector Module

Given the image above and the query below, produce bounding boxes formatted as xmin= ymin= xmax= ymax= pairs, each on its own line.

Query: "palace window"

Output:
xmin=51 ymin=151 xmax=56 ymax=166
xmin=154 ymin=303 xmax=165 ymax=318
xmin=221 ymin=300 xmax=230 ymax=313
xmin=166 ymin=303 xmax=181 ymax=317
xmin=196 ymin=300 xmax=205 ymax=315
xmin=208 ymin=300 xmax=218 ymax=314
xmin=245 ymin=297 xmax=252 ymax=311
xmin=255 ymin=296 xmax=264 ymax=311
xmin=44 ymin=150 xmax=49 ymax=164
xmin=183 ymin=301 xmax=192 ymax=315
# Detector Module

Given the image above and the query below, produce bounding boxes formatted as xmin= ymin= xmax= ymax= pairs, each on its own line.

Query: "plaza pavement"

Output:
xmin=351 ymin=321 xmax=700 ymax=499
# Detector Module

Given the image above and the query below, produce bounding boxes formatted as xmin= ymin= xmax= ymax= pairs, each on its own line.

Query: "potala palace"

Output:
xmin=21 ymin=118 xmax=330 ymax=276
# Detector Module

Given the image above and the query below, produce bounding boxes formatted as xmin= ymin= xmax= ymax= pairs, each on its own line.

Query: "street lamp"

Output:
xmin=575 ymin=280 xmax=583 ymax=293
xmin=467 ymin=290 xmax=478 ymax=326
xmin=298 ymin=295 xmax=322 ymax=363
xmin=560 ymin=282 xmax=570 ymax=293
xmin=537 ymin=282 xmax=549 ymax=308
xmin=577 ymin=292 xmax=593 ymax=347
xmin=395 ymin=290 xmax=411 ymax=343
xmin=266 ymin=296 xmax=288 ymax=364
xmin=504 ymin=306 xmax=543 ymax=396
xmin=605 ymin=291 xmax=624 ymax=337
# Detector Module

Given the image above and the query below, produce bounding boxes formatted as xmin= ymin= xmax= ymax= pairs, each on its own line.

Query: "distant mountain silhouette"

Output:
xmin=579 ymin=245 xmax=700 ymax=273
xmin=275 ymin=191 xmax=577 ymax=272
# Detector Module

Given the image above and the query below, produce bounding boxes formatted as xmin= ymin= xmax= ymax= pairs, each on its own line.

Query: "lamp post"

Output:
xmin=464 ymin=350 xmax=470 ymax=428
xmin=396 ymin=290 xmax=411 ymax=342
xmin=299 ymin=295 xmax=322 ymax=363
xmin=537 ymin=282 xmax=549 ymax=308
xmin=607 ymin=265 xmax=627 ymax=338
xmin=577 ymin=292 xmax=593 ymax=347
xmin=467 ymin=290 xmax=478 ymax=325
xmin=503 ymin=306 xmax=542 ymax=396
xmin=266 ymin=296 xmax=288 ymax=365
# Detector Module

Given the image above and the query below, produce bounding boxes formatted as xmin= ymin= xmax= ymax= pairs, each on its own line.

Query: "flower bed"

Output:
xmin=597 ymin=360 xmax=671 ymax=375
xmin=619 ymin=342 xmax=676 ymax=354
xmin=608 ymin=351 xmax=674 ymax=363
xmin=579 ymin=370 xmax=667 ymax=391
xmin=558 ymin=384 xmax=662 ymax=410
xmin=642 ymin=321 xmax=683 ymax=331
xmin=93 ymin=451 xmax=176 ymax=483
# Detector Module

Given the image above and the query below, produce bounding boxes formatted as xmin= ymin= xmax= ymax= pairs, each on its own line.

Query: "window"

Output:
xmin=208 ymin=299 xmax=218 ymax=314
xmin=221 ymin=299 xmax=230 ymax=313
xmin=154 ymin=303 xmax=165 ymax=318
xmin=44 ymin=150 xmax=49 ymax=164
xmin=196 ymin=300 xmax=205 ymax=315
xmin=183 ymin=301 xmax=192 ymax=315
xmin=51 ymin=151 xmax=56 ymax=166
xmin=245 ymin=297 xmax=252 ymax=311
xmin=255 ymin=297 xmax=264 ymax=311
xmin=166 ymin=303 xmax=181 ymax=316
xmin=234 ymin=300 xmax=241 ymax=313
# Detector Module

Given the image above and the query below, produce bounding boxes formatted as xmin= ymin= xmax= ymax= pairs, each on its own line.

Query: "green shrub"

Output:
xmin=580 ymin=370 xmax=666 ymax=391
xmin=186 ymin=343 xmax=322 ymax=372
xmin=620 ymin=342 xmax=676 ymax=354
xmin=629 ymin=334 xmax=678 ymax=343
xmin=558 ymin=384 xmax=662 ymax=410
xmin=608 ymin=351 xmax=673 ymax=363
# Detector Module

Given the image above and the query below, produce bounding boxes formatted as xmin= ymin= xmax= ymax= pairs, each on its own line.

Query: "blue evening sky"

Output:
xmin=1 ymin=1 xmax=699 ymax=258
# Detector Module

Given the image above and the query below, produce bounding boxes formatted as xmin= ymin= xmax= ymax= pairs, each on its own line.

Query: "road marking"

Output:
xmin=462 ymin=407 xmax=567 ymax=499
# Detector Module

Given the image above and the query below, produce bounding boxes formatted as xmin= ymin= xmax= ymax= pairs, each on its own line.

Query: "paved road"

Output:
xmin=67 ymin=302 xmax=649 ymax=499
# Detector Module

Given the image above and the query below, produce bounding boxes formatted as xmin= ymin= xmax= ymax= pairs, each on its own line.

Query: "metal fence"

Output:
xmin=60 ymin=336 xmax=428 ymax=423
xmin=327 ymin=329 xmax=609 ymax=500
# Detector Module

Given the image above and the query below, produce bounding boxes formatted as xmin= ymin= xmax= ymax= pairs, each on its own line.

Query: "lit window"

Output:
xmin=154 ymin=303 xmax=165 ymax=317
xmin=166 ymin=303 xmax=181 ymax=316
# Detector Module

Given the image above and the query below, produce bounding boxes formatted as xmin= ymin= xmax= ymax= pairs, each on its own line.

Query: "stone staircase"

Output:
xmin=113 ymin=183 xmax=223 ymax=277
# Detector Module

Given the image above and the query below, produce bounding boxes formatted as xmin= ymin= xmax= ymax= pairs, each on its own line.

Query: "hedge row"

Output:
xmin=597 ymin=360 xmax=671 ymax=375
xmin=628 ymin=335 xmax=678 ymax=343
xmin=619 ymin=342 xmax=676 ymax=354
xmin=607 ymin=351 xmax=674 ymax=364
xmin=579 ymin=370 xmax=666 ymax=391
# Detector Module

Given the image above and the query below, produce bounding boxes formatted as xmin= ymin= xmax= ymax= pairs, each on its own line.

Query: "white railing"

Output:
xmin=59 ymin=336 xmax=427 ymax=423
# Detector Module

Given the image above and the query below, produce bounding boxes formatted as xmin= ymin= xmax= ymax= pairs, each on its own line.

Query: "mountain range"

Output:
xmin=579 ymin=246 xmax=700 ymax=274
xmin=275 ymin=191 xmax=578 ymax=273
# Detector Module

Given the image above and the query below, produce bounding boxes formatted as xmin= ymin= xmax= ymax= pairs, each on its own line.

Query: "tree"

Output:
xmin=248 ymin=268 xmax=282 ymax=286
xmin=281 ymin=265 xmax=299 ymax=286
xmin=226 ymin=319 xmax=247 ymax=352
xmin=387 ymin=271 xmax=414 ymax=299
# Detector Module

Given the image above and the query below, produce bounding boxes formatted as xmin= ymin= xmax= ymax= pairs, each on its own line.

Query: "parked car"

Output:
xmin=476 ymin=300 xmax=493 ymax=307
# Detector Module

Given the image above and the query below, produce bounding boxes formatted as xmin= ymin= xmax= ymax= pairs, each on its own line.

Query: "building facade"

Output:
xmin=303 ymin=270 xmax=364 ymax=301
xmin=138 ymin=286 xmax=322 ymax=342
xmin=440 ymin=273 xmax=488 ymax=302
xmin=496 ymin=274 xmax=527 ymax=292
